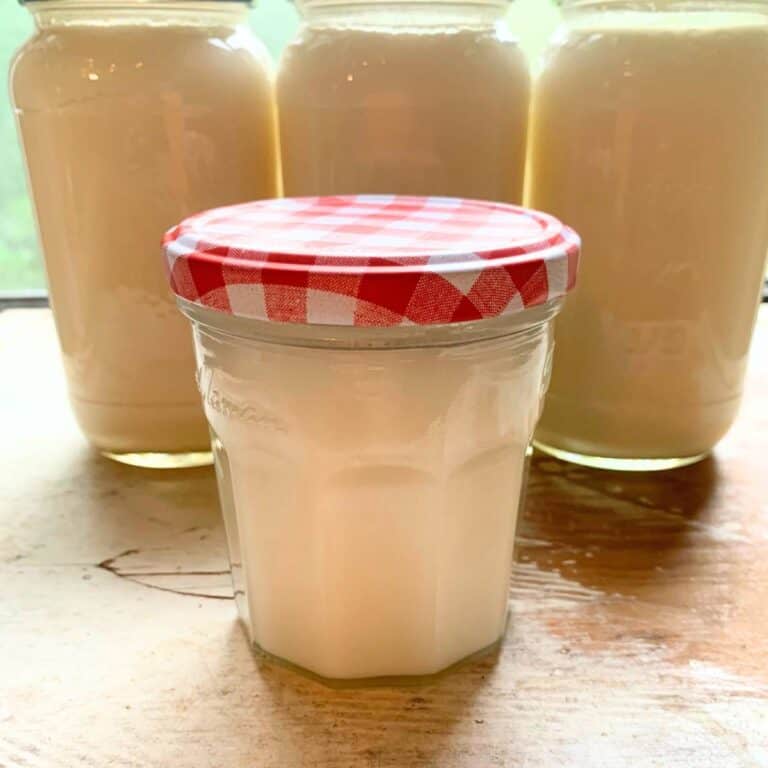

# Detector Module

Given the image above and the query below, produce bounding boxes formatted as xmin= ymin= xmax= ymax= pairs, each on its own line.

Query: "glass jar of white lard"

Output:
xmin=11 ymin=0 xmax=278 ymax=467
xmin=277 ymin=0 xmax=529 ymax=202
xmin=528 ymin=0 xmax=768 ymax=470
xmin=164 ymin=195 xmax=580 ymax=682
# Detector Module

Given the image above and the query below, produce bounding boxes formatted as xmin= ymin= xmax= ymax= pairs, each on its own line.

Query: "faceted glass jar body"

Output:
xmin=277 ymin=0 xmax=530 ymax=201
xmin=182 ymin=302 xmax=560 ymax=682
xmin=10 ymin=1 xmax=278 ymax=466
xmin=528 ymin=0 xmax=768 ymax=470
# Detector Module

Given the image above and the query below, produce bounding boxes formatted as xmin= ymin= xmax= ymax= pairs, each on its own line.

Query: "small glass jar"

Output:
xmin=11 ymin=0 xmax=278 ymax=467
xmin=528 ymin=0 xmax=768 ymax=470
xmin=164 ymin=195 xmax=580 ymax=682
xmin=277 ymin=0 xmax=529 ymax=202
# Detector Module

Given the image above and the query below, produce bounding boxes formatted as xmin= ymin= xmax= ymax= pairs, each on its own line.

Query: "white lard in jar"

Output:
xmin=528 ymin=3 xmax=768 ymax=469
xmin=164 ymin=196 xmax=580 ymax=680
xmin=277 ymin=0 xmax=530 ymax=202
xmin=11 ymin=0 xmax=278 ymax=463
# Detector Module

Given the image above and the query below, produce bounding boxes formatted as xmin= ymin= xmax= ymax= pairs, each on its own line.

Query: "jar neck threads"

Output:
xmin=26 ymin=1 xmax=249 ymax=28
xmin=298 ymin=1 xmax=509 ymax=27
xmin=561 ymin=0 xmax=768 ymax=13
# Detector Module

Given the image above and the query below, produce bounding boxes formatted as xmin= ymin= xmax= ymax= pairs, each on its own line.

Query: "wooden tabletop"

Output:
xmin=1 ymin=308 xmax=767 ymax=768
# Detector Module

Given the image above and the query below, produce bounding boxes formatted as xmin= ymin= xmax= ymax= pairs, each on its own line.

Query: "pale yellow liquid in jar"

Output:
xmin=277 ymin=23 xmax=529 ymax=200
xmin=11 ymin=19 xmax=278 ymax=456
xmin=528 ymin=12 xmax=768 ymax=465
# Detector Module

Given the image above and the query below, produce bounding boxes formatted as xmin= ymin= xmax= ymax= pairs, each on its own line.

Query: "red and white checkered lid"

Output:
xmin=163 ymin=195 xmax=580 ymax=327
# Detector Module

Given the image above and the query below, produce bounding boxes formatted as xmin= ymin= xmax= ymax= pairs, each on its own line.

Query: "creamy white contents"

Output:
xmin=195 ymin=318 xmax=551 ymax=680
xmin=277 ymin=22 xmax=529 ymax=201
xmin=11 ymin=17 xmax=278 ymax=453
xmin=528 ymin=12 xmax=768 ymax=460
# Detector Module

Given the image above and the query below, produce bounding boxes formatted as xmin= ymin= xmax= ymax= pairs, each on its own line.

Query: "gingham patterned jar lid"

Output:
xmin=163 ymin=195 xmax=580 ymax=327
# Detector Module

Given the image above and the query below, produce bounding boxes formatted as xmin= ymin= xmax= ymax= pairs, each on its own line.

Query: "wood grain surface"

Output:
xmin=1 ymin=308 xmax=766 ymax=768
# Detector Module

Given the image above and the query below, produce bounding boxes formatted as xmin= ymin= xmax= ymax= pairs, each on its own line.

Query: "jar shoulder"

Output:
xmin=277 ymin=24 xmax=528 ymax=88
xmin=11 ymin=24 xmax=274 ymax=108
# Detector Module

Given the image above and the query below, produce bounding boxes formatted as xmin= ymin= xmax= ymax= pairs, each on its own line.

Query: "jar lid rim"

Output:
xmin=163 ymin=195 xmax=580 ymax=328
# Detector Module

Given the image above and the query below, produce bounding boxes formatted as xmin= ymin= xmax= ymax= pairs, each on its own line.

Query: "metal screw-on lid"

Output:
xmin=163 ymin=195 xmax=581 ymax=327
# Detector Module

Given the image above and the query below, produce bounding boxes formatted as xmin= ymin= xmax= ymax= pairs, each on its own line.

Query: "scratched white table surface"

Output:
xmin=1 ymin=308 xmax=767 ymax=768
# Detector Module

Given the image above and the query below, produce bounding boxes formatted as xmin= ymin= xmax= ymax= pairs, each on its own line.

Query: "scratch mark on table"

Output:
xmin=96 ymin=548 xmax=233 ymax=601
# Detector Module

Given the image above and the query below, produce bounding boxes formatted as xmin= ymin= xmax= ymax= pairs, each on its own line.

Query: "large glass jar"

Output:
xmin=164 ymin=195 xmax=580 ymax=682
xmin=277 ymin=0 xmax=529 ymax=201
xmin=528 ymin=0 xmax=768 ymax=471
xmin=10 ymin=0 xmax=278 ymax=467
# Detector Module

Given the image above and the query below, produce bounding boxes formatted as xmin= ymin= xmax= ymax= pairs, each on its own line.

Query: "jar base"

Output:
xmin=247 ymin=634 xmax=503 ymax=689
xmin=101 ymin=450 xmax=213 ymax=469
xmin=532 ymin=441 xmax=708 ymax=472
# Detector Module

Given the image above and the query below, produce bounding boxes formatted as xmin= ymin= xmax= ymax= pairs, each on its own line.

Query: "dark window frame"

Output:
xmin=0 ymin=290 xmax=48 ymax=310
xmin=2 ymin=283 xmax=767 ymax=312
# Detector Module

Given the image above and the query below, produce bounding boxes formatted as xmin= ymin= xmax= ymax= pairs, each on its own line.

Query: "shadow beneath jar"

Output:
xmin=15 ymin=443 xmax=229 ymax=594
xmin=77 ymin=446 xmax=220 ymax=523
xmin=519 ymin=451 xmax=721 ymax=595
xmin=514 ymin=452 xmax=753 ymax=662
xmin=222 ymin=622 xmax=499 ymax=768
